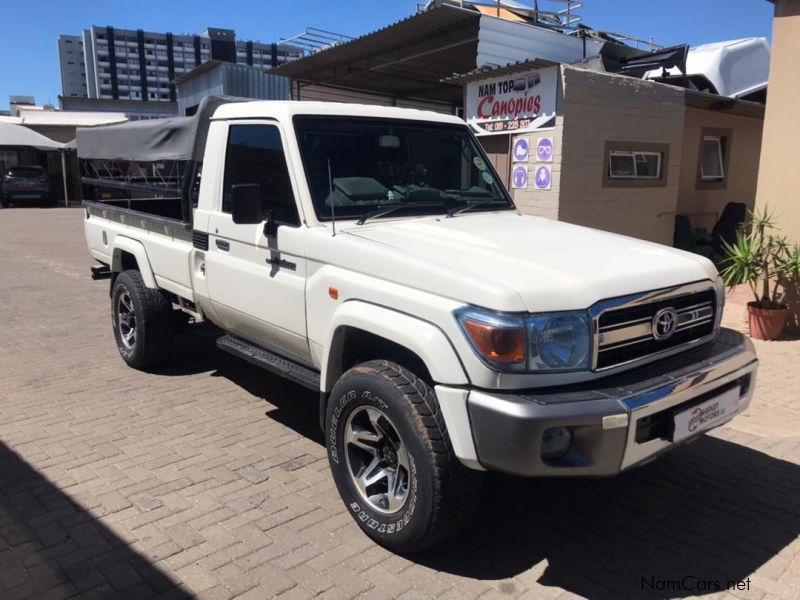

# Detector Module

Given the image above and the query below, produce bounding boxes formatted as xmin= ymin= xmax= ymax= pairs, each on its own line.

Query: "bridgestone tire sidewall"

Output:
xmin=327 ymin=371 xmax=435 ymax=551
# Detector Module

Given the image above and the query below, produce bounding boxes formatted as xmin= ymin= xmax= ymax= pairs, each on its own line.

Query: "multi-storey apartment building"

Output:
xmin=58 ymin=26 xmax=301 ymax=103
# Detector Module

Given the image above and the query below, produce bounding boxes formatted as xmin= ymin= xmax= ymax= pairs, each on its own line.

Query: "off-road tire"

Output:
xmin=326 ymin=360 xmax=482 ymax=553
xmin=111 ymin=269 xmax=177 ymax=369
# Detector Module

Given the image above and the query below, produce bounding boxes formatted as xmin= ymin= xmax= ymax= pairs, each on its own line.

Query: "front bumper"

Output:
xmin=466 ymin=328 xmax=757 ymax=477
xmin=3 ymin=187 xmax=49 ymax=199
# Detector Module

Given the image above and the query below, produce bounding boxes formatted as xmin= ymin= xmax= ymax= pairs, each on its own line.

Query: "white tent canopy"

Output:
xmin=0 ymin=122 xmax=71 ymax=206
xmin=0 ymin=122 xmax=64 ymax=150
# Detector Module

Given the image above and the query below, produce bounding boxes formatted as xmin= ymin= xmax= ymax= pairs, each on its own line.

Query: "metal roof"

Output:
xmin=442 ymin=58 xmax=558 ymax=84
xmin=272 ymin=5 xmax=482 ymax=103
xmin=684 ymin=88 xmax=765 ymax=118
xmin=173 ymin=59 xmax=227 ymax=84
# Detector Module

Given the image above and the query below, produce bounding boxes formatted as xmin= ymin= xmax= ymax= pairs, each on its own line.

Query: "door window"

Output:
xmin=222 ymin=124 xmax=299 ymax=225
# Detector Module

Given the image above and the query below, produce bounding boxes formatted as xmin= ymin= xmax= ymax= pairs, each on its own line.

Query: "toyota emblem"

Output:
xmin=652 ymin=307 xmax=678 ymax=340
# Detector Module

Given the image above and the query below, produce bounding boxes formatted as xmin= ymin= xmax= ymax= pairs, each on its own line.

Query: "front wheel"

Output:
xmin=326 ymin=360 xmax=482 ymax=553
xmin=111 ymin=270 xmax=177 ymax=369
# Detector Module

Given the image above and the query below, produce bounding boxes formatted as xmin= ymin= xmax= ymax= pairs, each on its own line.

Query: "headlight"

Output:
xmin=455 ymin=307 xmax=592 ymax=372
xmin=529 ymin=312 xmax=591 ymax=370
xmin=454 ymin=307 xmax=526 ymax=369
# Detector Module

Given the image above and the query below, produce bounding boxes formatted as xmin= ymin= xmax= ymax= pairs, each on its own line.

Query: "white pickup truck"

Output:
xmin=79 ymin=96 xmax=757 ymax=552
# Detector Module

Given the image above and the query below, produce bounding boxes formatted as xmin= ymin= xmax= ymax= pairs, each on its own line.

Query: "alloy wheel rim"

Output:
xmin=344 ymin=406 xmax=410 ymax=515
xmin=117 ymin=291 xmax=136 ymax=349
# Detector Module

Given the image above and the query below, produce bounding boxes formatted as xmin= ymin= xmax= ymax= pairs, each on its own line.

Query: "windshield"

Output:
xmin=8 ymin=166 xmax=43 ymax=178
xmin=293 ymin=116 xmax=514 ymax=222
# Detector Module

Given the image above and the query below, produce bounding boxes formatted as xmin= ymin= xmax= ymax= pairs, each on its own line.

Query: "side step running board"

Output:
xmin=216 ymin=335 xmax=321 ymax=391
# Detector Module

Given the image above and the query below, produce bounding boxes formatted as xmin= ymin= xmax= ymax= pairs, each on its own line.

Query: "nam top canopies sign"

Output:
xmin=466 ymin=67 xmax=557 ymax=135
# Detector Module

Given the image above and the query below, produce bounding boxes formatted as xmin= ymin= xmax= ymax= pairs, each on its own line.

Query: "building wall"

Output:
xmin=58 ymin=35 xmax=87 ymax=98
xmin=677 ymin=107 xmax=763 ymax=233
xmin=177 ymin=68 xmax=225 ymax=116
xmin=293 ymin=82 xmax=457 ymax=114
xmin=176 ymin=63 xmax=290 ymax=115
xmin=61 ymin=26 xmax=300 ymax=104
xmin=508 ymin=115 xmax=564 ymax=221
xmin=24 ymin=125 xmax=77 ymax=144
xmin=82 ymin=30 xmax=97 ymax=98
xmin=506 ymin=69 xmax=566 ymax=221
xmin=558 ymin=65 xmax=685 ymax=245
xmin=755 ymin=0 xmax=800 ymax=329
xmin=756 ymin=0 xmax=800 ymax=242
xmin=483 ymin=65 xmax=763 ymax=247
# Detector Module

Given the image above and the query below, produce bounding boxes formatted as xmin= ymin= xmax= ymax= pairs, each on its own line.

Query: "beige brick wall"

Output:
xmin=509 ymin=114 xmax=564 ymax=220
xmin=677 ymin=107 xmax=763 ymax=233
xmin=558 ymin=65 xmax=686 ymax=244
xmin=509 ymin=68 xmax=565 ymax=221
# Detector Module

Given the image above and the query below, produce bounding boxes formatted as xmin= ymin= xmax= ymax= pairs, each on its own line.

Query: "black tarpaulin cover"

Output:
xmin=76 ymin=95 xmax=245 ymax=162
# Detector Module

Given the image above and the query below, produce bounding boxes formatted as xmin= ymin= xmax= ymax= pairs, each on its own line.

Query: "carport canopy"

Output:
xmin=271 ymin=4 xmax=482 ymax=103
xmin=0 ymin=122 xmax=64 ymax=151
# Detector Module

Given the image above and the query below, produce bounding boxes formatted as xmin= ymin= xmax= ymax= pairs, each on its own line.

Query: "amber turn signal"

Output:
xmin=462 ymin=320 xmax=525 ymax=363
xmin=328 ymin=286 xmax=339 ymax=300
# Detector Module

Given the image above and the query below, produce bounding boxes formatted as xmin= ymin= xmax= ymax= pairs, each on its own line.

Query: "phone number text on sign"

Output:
xmin=466 ymin=67 xmax=558 ymax=136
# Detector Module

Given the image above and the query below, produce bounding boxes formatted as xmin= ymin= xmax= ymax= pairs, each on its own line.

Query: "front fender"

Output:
xmin=111 ymin=236 xmax=157 ymax=289
xmin=321 ymin=300 xmax=469 ymax=392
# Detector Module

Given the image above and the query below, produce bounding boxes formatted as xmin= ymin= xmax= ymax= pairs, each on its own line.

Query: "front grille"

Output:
xmin=596 ymin=287 xmax=716 ymax=370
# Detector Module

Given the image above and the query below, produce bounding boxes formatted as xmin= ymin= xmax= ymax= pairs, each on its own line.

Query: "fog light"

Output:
xmin=541 ymin=426 xmax=573 ymax=460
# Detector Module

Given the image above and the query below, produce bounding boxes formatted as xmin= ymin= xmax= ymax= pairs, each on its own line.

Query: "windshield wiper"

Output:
xmin=356 ymin=201 xmax=446 ymax=225
xmin=446 ymin=199 xmax=509 ymax=218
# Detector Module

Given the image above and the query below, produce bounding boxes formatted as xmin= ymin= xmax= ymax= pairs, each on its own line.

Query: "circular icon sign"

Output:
xmin=481 ymin=171 xmax=494 ymax=185
xmin=512 ymin=138 xmax=529 ymax=162
xmin=511 ymin=165 xmax=528 ymax=189
xmin=534 ymin=166 xmax=551 ymax=190
xmin=536 ymin=137 xmax=553 ymax=162
xmin=473 ymin=156 xmax=487 ymax=171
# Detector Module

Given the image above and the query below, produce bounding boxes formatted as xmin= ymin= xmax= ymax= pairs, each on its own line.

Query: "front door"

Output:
xmin=205 ymin=120 xmax=310 ymax=365
xmin=478 ymin=134 xmax=511 ymax=190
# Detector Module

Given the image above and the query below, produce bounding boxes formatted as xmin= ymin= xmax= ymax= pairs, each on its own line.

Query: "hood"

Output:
xmin=322 ymin=211 xmax=717 ymax=313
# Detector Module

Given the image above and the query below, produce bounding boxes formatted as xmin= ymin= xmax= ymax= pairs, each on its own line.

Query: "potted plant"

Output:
xmin=720 ymin=207 xmax=800 ymax=340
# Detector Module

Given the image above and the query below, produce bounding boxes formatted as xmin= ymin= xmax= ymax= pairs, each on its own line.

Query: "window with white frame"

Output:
xmin=608 ymin=150 xmax=663 ymax=180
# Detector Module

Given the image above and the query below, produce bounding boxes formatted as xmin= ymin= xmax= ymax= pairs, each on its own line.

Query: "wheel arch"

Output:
xmin=110 ymin=237 xmax=157 ymax=289
xmin=321 ymin=301 xmax=468 ymax=393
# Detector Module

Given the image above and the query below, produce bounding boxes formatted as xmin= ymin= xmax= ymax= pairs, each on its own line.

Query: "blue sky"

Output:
xmin=0 ymin=0 xmax=775 ymax=110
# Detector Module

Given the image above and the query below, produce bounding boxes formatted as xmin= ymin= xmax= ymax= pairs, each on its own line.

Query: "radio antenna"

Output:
xmin=327 ymin=157 xmax=336 ymax=237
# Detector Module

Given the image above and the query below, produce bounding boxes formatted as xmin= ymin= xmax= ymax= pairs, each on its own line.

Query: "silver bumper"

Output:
xmin=466 ymin=328 xmax=757 ymax=477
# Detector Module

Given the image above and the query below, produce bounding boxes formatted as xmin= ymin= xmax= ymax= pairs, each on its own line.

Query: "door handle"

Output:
xmin=215 ymin=239 xmax=230 ymax=251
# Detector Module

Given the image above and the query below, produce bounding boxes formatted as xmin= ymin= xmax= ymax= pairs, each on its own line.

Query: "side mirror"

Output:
xmin=231 ymin=183 xmax=263 ymax=224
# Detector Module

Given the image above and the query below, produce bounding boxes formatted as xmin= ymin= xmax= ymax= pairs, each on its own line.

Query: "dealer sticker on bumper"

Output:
xmin=673 ymin=386 xmax=740 ymax=442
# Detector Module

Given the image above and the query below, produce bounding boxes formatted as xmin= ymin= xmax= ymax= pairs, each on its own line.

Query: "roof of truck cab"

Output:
xmin=210 ymin=100 xmax=466 ymax=126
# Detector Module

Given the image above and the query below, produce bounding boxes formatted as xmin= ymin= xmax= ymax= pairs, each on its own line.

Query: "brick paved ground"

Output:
xmin=1 ymin=207 xmax=799 ymax=600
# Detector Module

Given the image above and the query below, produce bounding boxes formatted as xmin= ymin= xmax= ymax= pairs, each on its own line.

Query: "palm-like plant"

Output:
xmin=720 ymin=207 xmax=800 ymax=309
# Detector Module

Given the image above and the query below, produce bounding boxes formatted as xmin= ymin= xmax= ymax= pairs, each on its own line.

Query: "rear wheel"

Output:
xmin=111 ymin=270 xmax=177 ymax=369
xmin=326 ymin=360 xmax=482 ymax=552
